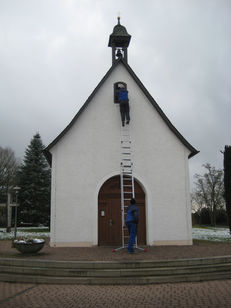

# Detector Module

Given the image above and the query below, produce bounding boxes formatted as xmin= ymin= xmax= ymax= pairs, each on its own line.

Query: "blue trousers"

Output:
xmin=120 ymin=101 xmax=130 ymax=124
xmin=126 ymin=222 xmax=137 ymax=252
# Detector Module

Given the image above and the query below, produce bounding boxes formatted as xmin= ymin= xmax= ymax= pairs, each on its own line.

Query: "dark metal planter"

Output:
xmin=13 ymin=239 xmax=45 ymax=254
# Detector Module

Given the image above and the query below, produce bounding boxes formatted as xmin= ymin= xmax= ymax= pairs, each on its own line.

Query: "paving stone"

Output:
xmin=1 ymin=240 xmax=231 ymax=262
xmin=0 ymin=280 xmax=231 ymax=308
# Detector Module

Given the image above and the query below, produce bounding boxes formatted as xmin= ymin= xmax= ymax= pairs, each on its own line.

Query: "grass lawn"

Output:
xmin=0 ymin=226 xmax=230 ymax=242
xmin=0 ymin=227 xmax=50 ymax=240
xmin=192 ymin=226 xmax=231 ymax=242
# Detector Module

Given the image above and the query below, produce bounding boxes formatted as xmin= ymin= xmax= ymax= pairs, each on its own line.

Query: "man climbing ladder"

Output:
xmin=118 ymin=84 xmax=130 ymax=126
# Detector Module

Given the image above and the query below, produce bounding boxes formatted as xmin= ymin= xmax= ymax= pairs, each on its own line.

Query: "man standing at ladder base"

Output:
xmin=118 ymin=84 xmax=130 ymax=126
xmin=126 ymin=198 xmax=139 ymax=253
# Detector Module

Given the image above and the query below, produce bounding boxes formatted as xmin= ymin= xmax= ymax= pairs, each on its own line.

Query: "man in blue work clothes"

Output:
xmin=126 ymin=198 xmax=139 ymax=253
xmin=118 ymin=84 xmax=130 ymax=126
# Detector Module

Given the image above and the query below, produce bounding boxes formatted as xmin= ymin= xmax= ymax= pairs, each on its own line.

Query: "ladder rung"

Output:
xmin=124 ymin=185 xmax=132 ymax=187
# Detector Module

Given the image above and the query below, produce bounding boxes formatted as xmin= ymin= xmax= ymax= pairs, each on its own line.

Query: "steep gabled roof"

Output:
xmin=44 ymin=58 xmax=199 ymax=164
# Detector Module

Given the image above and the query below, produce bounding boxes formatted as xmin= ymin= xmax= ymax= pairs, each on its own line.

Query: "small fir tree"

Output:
xmin=224 ymin=145 xmax=231 ymax=234
xmin=18 ymin=133 xmax=51 ymax=225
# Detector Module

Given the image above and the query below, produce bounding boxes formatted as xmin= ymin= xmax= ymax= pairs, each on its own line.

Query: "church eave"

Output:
xmin=44 ymin=58 xmax=198 ymax=165
xmin=44 ymin=61 xmax=120 ymax=165
xmin=119 ymin=59 xmax=199 ymax=158
xmin=118 ymin=59 xmax=199 ymax=158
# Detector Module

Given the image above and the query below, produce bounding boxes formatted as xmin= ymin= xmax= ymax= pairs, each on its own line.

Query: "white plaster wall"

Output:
xmin=49 ymin=63 xmax=192 ymax=246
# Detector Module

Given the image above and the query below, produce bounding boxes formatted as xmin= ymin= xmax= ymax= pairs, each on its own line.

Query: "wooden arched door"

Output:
xmin=98 ymin=175 xmax=146 ymax=246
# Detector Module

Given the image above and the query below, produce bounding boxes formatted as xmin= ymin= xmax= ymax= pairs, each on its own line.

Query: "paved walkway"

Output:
xmin=0 ymin=240 xmax=231 ymax=307
xmin=0 ymin=280 xmax=231 ymax=308
xmin=1 ymin=240 xmax=231 ymax=261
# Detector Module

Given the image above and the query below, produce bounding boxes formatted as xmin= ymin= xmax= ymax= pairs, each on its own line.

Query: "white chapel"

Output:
xmin=44 ymin=18 xmax=198 ymax=247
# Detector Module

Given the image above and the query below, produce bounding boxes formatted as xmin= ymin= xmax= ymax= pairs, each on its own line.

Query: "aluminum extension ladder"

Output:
xmin=113 ymin=124 xmax=146 ymax=252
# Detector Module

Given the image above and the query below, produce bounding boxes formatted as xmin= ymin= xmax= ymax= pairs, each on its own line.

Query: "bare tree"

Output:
xmin=193 ymin=163 xmax=224 ymax=226
xmin=0 ymin=147 xmax=19 ymax=230
xmin=191 ymin=191 xmax=205 ymax=225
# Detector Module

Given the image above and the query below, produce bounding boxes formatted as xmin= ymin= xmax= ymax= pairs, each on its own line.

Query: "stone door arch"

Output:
xmin=98 ymin=175 xmax=146 ymax=246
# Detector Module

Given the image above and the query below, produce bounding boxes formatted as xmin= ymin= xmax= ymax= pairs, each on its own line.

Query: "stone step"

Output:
xmin=0 ymin=256 xmax=231 ymax=269
xmin=0 ymin=271 xmax=231 ymax=285
xmin=0 ymin=256 xmax=231 ymax=284
xmin=1 ymin=263 xmax=231 ymax=278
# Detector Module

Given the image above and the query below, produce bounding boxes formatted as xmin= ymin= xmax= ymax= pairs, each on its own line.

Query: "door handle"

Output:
xmin=109 ymin=219 xmax=113 ymax=226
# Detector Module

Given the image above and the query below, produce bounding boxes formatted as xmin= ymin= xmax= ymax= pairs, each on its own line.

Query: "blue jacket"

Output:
xmin=118 ymin=89 xmax=128 ymax=101
xmin=126 ymin=204 xmax=139 ymax=224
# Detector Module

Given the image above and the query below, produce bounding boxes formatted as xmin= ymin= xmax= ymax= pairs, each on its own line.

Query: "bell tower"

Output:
xmin=108 ymin=16 xmax=131 ymax=64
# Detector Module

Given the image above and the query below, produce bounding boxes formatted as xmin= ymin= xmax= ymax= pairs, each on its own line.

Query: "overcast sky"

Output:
xmin=0 ymin=0 xmax=230 ymax=189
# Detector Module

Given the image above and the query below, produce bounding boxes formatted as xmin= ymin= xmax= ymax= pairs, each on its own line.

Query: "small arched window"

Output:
xmin=114 ymin=82 xmax=127 ymax=104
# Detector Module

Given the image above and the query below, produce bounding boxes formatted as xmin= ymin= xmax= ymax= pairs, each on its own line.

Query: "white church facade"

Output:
xmin=45 ymin=18 xmax=198 ymax=247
